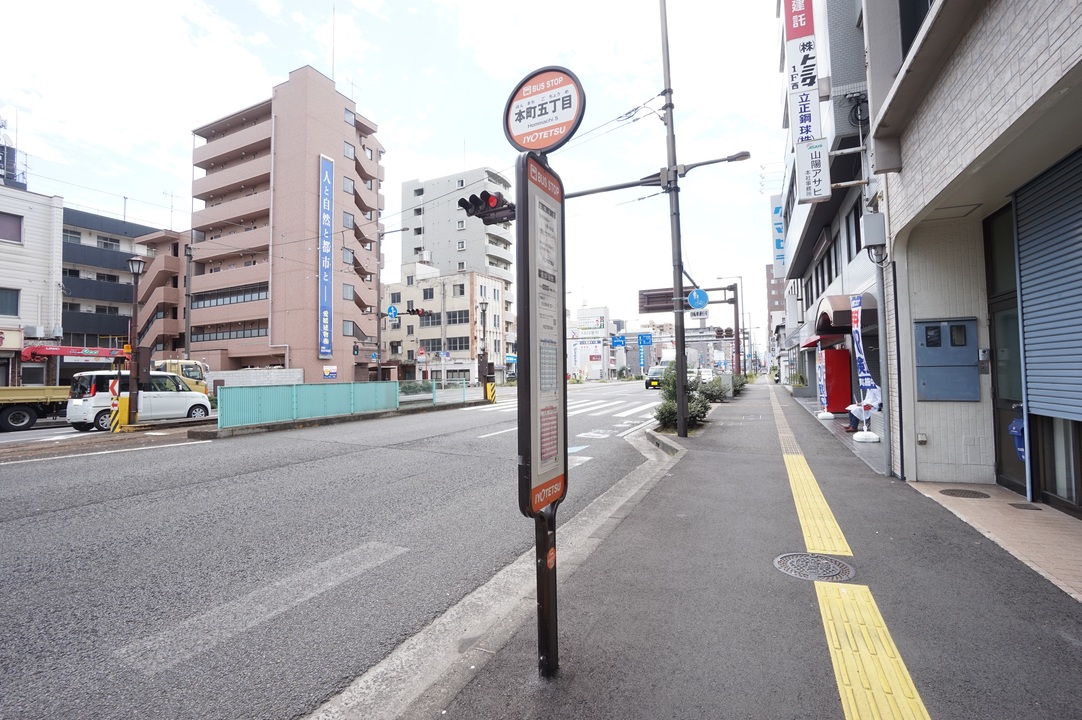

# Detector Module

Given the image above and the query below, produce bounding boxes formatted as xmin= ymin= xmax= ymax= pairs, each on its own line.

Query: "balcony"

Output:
xmin=64 ymin=276 xmax=133 ymax=304
xmin=193 ymin=118 xmax=273 ymax=168
xmin=192 ymin=192 xmax=271 ymax=232
xmin=192 ymin=303 xmax=269 ymax=327
xmin=354 ymin=152 xmax=381 ymax=183
xmin=62 ymin=242 xmax=136 ymax=272
xmin=140 ymin=281 xmax=181 ymax=312
xmin=62 ymin=310 xmax=130 ymax=337
xmin=193 ymin=154 xmax=272 ymax=200
xmin=198 ymin=225 xmax=271 ymax=262
xmin=353 ymin=186 xmax=381 ymax=215
xmin=140 ymin=315 xmax=183 ymax=348
xmin=192 ymin=263 xmax=268 ymax=294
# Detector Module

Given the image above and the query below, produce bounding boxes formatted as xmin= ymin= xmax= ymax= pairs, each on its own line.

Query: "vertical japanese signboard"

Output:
xmin=317 ymin=155 xmax=335 ymax=358
xmin=771 ymin=194 xmax=786 ymax=278
xmin=784 ymin=0 xmax=831 ymax=204
xmin=517 ymin=152 xmax=568 ymax=517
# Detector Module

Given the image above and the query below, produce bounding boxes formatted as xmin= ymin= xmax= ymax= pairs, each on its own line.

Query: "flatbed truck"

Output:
xmin=0 ymin=386 xmax=70 ymax=431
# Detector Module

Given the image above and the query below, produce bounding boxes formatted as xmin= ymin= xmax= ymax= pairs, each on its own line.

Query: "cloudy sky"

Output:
xmin=1 ymin=0 xmax=786 ymax=345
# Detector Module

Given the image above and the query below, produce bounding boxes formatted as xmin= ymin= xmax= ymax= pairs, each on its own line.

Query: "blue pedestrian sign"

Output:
xmin=387 ymin=305 xmax=398 ymax=319
xmin=371 ymin=352 xmax=378 ymax=361
xmin=688 ymin=288 xmax=709 ymax=309
xmin=637 ymin=333 xmax=653 ymax=346
xmin=612 ymin=335 xmax=626 ymax=348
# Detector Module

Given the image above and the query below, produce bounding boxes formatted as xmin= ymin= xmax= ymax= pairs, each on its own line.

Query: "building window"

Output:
xmin=94 ymin=305 xmax=119 ymax=315
xmin=407 ymin=349 xmax=414 ymax=360
xmin=446 ymin=310 xmax=470 ymax=325
xmin=390 ymin=292 xmax=401 ymax=304
xmin=344 ymin=142 xmax=355 ymax=160
xmin=457 ymin=240 xmax=465 ymax=250
xmin=62 ymin=268 xmax=80 ymax=279
xmin=343 ymin=283 xmax=354 ymax=300
xmin=63 ymin=301 xmax=80 ymax=312
xmin=62 ymin=229 xmax=81 ymax=244
xmin=406 ymin=276 xmax=414 ymax=286
xmin=343 ymin=320 xmax=355 ymax=336
xmin=413 ymin=188 xmax=424 ymax=196
xmin=420 ymin=338 xmax=442 ymax=353
xmin=97 ymin=273 xmax=119 ymax=283
xmin=447 ymin=336 xmax=470 ymax=351
xmin=0 ymin=287 xmax=19 ymax=315
xmin=391 ymin=341 xmax=401 ymax=354
xmin=0 ymin=212 xmax=23 ymax=244
xmin=413 ymin=227 xmax=423 ymax=236
xmin=344 ymin=177 xmax=355 ymax=195
xmin=423 ymin=288 xmax=434 ymax=300
xmin=407 ymin=325 xmax=414 ymax=336
xmin=391 ymin=318 xmax=401 ymax=330
xmin=96 ymin=235 xmax=120 ymax=251
xmin=453 ymin=284 xmax=465 ymax=297
xmin=414 ymin=208 xmax=423 ymax=216
xmin=458 ymin=262 xmax=465 ymax=270
xmin=457 ymin=221 xmax=465 ymax=231
xmin=365 ymin=147 xmax=373 ymax=160
xmin=407 ymin=300 xmax=414 ymax=311
xmin=457 ymin=179 xmax=464 ymax=188
xmin=420 ymin=312 xmax=441 ymax=327
xmin=345 ymin=108 xmax=355 ymax=125
xmin=343 ymin=247 xmax=355 ymax=264
xmin=192 ymin=282 xmax=269 ymax=308
xmin=343 ymin=212 xmax=355 ymax=229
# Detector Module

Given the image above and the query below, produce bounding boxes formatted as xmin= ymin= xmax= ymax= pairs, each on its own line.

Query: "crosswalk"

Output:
xmin=462 ymin=396 xmax=661 ymax=420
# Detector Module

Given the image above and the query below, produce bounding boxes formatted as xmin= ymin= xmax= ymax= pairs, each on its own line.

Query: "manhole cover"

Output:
xmin=940 ymin=489 xmax=991 ymax=499
xmin=773 ymin=553 xmax=855 ymax=582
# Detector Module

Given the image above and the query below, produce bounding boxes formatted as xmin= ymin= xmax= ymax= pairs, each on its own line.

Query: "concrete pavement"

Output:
xmin=383 ymin=378 xmax=1082 ymax=719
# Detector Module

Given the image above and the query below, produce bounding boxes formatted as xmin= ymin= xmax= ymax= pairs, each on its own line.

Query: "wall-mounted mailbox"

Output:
xmin=914 ymin=318 xmax=979 ymax=401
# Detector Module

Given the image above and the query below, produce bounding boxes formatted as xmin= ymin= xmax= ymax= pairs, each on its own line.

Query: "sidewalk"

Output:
xmin=404 ymin=379 xmax=1082 ymax=719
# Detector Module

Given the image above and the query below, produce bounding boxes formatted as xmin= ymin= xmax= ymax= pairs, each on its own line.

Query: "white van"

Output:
xmin=67 ymin=370 xmax=212 ymax=432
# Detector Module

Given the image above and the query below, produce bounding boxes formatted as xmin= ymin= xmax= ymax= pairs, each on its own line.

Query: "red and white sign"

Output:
xmin=783 ymin=0 xmax=831 ymax=204
xmin=417 ymin=347 xmax=427 ymax=363
xmin=504 ymin=66 xmax=585 ymax=154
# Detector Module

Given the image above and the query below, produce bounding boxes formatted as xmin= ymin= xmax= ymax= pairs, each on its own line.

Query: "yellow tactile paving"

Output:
xmin=815 ymin=582 xmax=931 ymax=720
xmin=784 ymin=453 xmax=853 ymax=556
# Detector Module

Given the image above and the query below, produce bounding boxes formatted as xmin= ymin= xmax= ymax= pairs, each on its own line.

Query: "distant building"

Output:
xmin=137 ymin=65 xmax=386 ymax=382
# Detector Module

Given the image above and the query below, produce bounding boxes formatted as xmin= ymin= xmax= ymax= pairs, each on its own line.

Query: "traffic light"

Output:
xmin=406 ymin=308 xmax=427 ymax=316
xmin=715 ymin=328 xmax=724 ymax=339
xmin=724 ymin=328 xmax=734 ymax=339
xmin=352 ymin=343 xmax=359 ymax=356
xmin=457 ymin=190 xmax=516 ymax=225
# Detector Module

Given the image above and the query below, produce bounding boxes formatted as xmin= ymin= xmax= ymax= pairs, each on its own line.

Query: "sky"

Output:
xmin=1 ymin=0 xmax=786 ymax=350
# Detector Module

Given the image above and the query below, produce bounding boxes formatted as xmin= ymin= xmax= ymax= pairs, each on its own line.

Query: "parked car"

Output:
xmin=67 ymin=370 xmax=212 ymax=432
xmin=645 ymin=366 xmax=665 ymax=389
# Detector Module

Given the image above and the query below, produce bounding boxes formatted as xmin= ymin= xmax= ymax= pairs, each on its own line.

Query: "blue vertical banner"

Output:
xmin=816 ymin=344 xmax=827 ymax=410
xmin=850 ymin=294 xmax=877 ymax=391
xmin=318 ymin=155 xmax=334 ymax=358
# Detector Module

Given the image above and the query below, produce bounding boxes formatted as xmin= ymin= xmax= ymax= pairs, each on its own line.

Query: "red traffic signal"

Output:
xmin=457 ymin=190 xmax=516 ymax=226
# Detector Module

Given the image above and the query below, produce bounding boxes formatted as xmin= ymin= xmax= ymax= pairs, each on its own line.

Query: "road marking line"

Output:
xmin=0 ymin=440 xmax=214 ymax=466
xmin=478 ymin=427 xmax=516 ymax=438
xmin=566 ymin=400 xmax=620 ymax=416
xmin=113 ymin=542 xmax=408 ymax=676
xmin=815 ymin=582 xmax=931 ymax=720
xmin=585 ymin=401 xmax=630 ymax=415
xmin=617 ymin=418 xmax=657 ymax=437
xmin=613 ymin=401 xmax=660 ymax=417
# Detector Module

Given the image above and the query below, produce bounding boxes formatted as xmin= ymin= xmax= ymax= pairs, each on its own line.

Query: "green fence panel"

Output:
xmin=218 ymin=385 xmax=296 ymax=428
xmin=217 ymin=382 xmax=399 ymax=429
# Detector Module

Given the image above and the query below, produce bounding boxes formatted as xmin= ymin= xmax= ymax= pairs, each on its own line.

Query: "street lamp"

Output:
xmin=127 ymin=255 xmax=147 ymax=425
xmin=478 ymin=299 xmax=489 ymax=394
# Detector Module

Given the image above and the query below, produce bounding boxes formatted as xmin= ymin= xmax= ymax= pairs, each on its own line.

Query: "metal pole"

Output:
xmin=184 ymin=243 xmax=193 ymax=360
xmin=127 ymin=272 xmax=141 ymax=425
xmin=535 ymin=505 xmax=559 ymax=677
xmin=660 ymin=0 xmax=689 ymax=438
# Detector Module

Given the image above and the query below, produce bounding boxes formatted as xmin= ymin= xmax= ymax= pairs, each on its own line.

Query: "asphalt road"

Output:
xmin=0 ymin=381 xmax=664 ymax=719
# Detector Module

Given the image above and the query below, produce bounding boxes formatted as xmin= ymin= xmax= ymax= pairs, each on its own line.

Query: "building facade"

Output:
xmin=137 ymin=65 xmax=386 ymax=383
xmin=381 ymin=262 xmax=506 ymax=383
xmin=399 ymin=169 xmax=516 ymax=372
xmin=0 ymin=185 xmax=63 ymax=385
xmin=777 ymin=0 xmax=1082 ymax=519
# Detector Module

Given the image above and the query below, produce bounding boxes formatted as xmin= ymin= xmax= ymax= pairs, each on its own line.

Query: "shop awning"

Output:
xmin=801 ymin=334 xmax=845 ymax=348
xmin=814 ymin=293 xmax=877 ymax=334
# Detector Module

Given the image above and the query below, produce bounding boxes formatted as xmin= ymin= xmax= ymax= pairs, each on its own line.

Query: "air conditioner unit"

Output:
xmin=51 ymin=326 xmax=64 ymax=338
xmin=24 ymin=325 xmax=45 ymax=338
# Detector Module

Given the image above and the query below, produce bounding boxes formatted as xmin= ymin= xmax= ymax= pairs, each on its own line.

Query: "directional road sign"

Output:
xmin=688 ymin=288 xmax=709 ymax=309
xmin=387 ymin=305 xmax=399 ymax=319
xmin=612 ymin=335 xmax=626 ymax=348
xmin=638 ymin=333 xmax=653 ymax=346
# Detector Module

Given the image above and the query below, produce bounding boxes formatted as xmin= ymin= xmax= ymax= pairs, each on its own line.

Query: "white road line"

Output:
xmin=0 ymin=440 xmax=214 ymax=466
xmin=613 ymin=401 xmax=661 ymax=417
xmin=114 ymin=542 xmax=408 ymax=676
xmin=585 ymin=401 xmax=630 ymax=416
xmin=478 ymin=427 xmax=516 ymax=438
xmin=564 ymin=400 xmax=616 ymax=416
xmin=618 ymin=418 xmax=657 ymax=437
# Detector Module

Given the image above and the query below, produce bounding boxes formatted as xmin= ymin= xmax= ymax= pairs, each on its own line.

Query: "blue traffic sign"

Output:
xmin=638 ymin=333 xmax=653 ymax=346
xmin=387 ymin=305 xmax=398 ymax=319
xmin=371 ymin=352 xmax=378 ymax=361
xmin=688 ymin=288 xmax=709 ymax=309
xmin=612 ymin=335 xmax=626 ymax=348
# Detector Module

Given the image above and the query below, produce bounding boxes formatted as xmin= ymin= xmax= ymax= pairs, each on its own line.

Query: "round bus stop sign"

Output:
xmin=504 ymin=66 xmax=586 ymax=153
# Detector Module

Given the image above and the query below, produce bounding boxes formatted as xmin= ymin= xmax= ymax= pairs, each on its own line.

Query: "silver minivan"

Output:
xmin=67 ymin=370 xmax=212 ymax=432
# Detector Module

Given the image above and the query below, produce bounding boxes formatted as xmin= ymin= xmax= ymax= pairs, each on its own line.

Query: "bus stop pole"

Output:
xmin=535 ymin=505 xmax=559 ymax=677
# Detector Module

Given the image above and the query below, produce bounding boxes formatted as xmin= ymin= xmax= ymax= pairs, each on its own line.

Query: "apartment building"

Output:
xmin=399 ymin=169 xmax=516 ymax=372
xmin=136 ymin=65 xmax=385 ymax=382
xmin=777 ymin=0 xmax=1082 ymax=519
xmin=0 ymin=185 xmax=63 ymax=385
xmin=381 ymin=262 xmax=506 ymax=383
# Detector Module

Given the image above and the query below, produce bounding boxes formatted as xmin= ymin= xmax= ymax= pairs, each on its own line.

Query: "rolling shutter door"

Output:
xmin=1014 ymin=147 xmax=1082 ymax=421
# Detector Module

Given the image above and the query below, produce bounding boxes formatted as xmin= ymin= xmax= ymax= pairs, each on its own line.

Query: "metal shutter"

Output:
xmin=1014 ymin=147 xmax=1082 ymax=421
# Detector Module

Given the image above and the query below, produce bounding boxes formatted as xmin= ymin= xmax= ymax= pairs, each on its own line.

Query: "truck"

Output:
xmin=152 ymin=359 xmax=211 ymax=395
xmin=659 ymin=347 xmax=701 ymax=371
xmin=0 ymin=386 xmax=70 ymax=431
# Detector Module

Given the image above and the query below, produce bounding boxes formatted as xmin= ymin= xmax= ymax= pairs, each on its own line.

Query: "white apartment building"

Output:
xmin=399 ymin=169 xmax=516 ymax=370
xmin=381 ymin=262 xmax=506 ymax=384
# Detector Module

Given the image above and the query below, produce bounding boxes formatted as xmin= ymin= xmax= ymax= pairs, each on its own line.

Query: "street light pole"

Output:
xmin=375 ymin=227 xmax=407 ymax=381
xmin=127 ymin=255 xmax=147 ymax=425
xmin=479 ymin=299 xmax=488 ymax=399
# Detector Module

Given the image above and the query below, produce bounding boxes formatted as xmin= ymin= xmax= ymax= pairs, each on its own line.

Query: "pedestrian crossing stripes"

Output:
xmin=462 ymin=398 xmax=660 ymax=420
